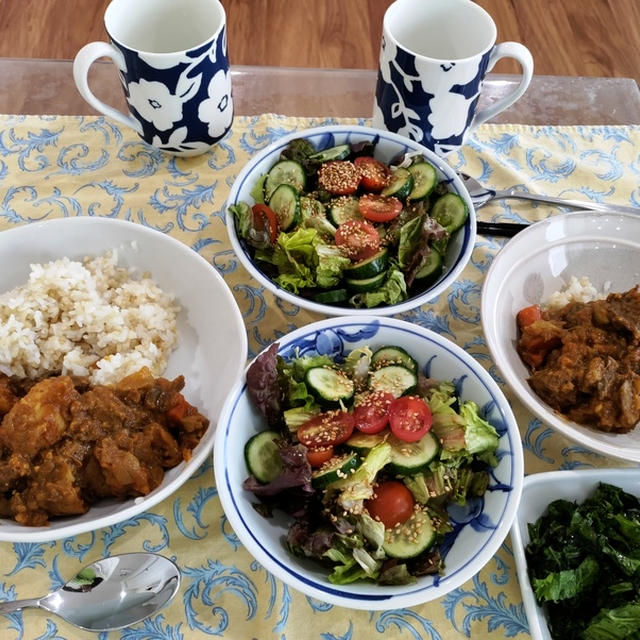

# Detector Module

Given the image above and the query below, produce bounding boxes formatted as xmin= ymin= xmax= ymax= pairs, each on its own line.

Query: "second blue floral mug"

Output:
xmin=373 ymin=0 xmax=533 ymax=157
xmin=73 ymin=0 xmax=233 ymax=156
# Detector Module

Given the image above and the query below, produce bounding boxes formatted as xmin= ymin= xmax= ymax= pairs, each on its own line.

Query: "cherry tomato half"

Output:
xmin=297 ymin=411 xmax=355 ymax=448
xmin=334 ymin=219 xmax=381 ymax=261
xmin=251 ymin=203 xmax=279 ymax=244
xmin=354 ymin=156 xmax=390 ymax=192
xmin=388 ymin=396 xmax=433 ymax=442
xmin=318 ymin=160 xmax=361 ymax=195
xmin=306 ymin=445 xmax=335 ymax=467
xmin=365 ymin=480 xmax=415 ymax=528
xmin=353 ymin=390 xmax=394 ymax=434
xmin=359 ymin=193 xmax=403 ymax=223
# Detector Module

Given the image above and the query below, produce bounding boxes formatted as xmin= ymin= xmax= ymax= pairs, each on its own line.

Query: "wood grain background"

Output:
xmin=0 ymin=0 xmax=638 ymax=84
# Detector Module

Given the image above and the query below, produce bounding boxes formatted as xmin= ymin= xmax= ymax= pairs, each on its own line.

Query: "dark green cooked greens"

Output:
xmin=525 ymin=482 xmax=640 ymax=640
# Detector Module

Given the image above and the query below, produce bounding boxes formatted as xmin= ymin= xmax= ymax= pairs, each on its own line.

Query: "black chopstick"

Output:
xmin=476 ymin=221 xmax=529 ymax=237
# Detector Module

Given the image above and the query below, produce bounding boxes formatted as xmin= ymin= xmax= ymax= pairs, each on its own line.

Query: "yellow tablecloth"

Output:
xmin=0 ymin=114 xmax=638 ymax=639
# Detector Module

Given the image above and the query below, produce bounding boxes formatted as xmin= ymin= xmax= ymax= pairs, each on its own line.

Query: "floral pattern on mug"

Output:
xmin=198 ymin=69 xmax=233 ymax=138
xmin=105 ymin=25 xmax=233 ymax=156
xmin=374 ymin=33 xmax=490 ymax=156
xmin=127 ymin=79 xmax=184 ymax=132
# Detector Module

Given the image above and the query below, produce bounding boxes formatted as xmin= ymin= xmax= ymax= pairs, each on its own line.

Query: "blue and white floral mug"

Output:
xmin=373 ymin=0 xmax=533 ymax=157
xmin=73 ymin=0 xmax=232 ymax=156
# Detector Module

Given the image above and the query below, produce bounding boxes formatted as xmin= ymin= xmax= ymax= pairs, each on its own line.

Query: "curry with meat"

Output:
xmin=0 ymin=367 xmax=208 ymax=526
xmin=516 ymin=285 xmax=640 ymax=433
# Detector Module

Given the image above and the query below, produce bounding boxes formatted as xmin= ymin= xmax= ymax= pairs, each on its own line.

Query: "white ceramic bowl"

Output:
xmin=482 ymin=210 xmax=640 ymax=462
xmin=511 ymin=468 xmax=640 ymax=640
xmin=0 ymin=217 xmax=247 ymax=542
xmin=225 ymin=124 xmax=476 ymax=317
xmin=214 ymin=316 xmax=523 ymax=610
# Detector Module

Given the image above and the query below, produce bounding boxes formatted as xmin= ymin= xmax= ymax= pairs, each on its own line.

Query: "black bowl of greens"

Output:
xmin=225 ymin=125 xmax=476 ymax=316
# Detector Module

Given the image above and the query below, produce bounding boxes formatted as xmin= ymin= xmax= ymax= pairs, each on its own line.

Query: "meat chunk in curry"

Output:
xmin=0 ymin=367 xmax=208 ymax=526
xmin=516 ymin=286 xmax=640 ymax=433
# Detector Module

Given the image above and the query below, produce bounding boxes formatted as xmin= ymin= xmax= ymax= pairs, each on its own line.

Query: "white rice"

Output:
xmin=0 ymin=251 xmax=179 ymax=385
xmin=545 ymin=275 xmax=609 ymax=310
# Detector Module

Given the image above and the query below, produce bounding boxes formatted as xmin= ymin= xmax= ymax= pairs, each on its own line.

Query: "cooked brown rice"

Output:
xmin=0 ymin=251 xmax=179 ymax=385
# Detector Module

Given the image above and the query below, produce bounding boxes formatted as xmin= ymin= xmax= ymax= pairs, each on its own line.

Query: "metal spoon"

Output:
xmin=460 ymin=172 xmax=640 ymax=214
xmin=0 ymin=552 xmax=180 ymax=632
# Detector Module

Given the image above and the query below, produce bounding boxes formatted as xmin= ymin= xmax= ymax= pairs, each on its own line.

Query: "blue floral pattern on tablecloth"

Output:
xmin=0 ymin=114 xmax=639 ymax=639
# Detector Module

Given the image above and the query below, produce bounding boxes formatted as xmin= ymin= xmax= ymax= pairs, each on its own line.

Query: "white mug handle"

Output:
xmin=470 ymin=42 xmax=534 ymax=128
xmin=72 ymin=42 xmax=142 ymax=134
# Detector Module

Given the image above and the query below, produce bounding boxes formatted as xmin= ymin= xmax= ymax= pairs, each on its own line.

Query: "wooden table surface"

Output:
xmin=0 ymin=0 xmax=639 ymax=86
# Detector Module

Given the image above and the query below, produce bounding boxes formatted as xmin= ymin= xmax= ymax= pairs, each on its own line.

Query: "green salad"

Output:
xmin=229 ymin=137 xmax=468 ymax=309
xmin=242 ymin=342 xmax=499 ymax=586
xmin=526 ymin=482 xmax=640 ymax=639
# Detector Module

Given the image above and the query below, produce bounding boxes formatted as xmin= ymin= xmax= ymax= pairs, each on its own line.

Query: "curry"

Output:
xmin=516 ymin=286 xmax=640 ymax=433
xmin=0 ymin=367 xmax=208 ymax=526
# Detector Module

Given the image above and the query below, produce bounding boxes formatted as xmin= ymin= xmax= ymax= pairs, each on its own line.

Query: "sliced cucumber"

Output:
xmin=311 ymin=451 xmax=361 ymax=488
xmin=268 ymin=183 xmax=300 ymax=231
xmin=264 ymin=159 xmax=306 ymax=201
xmin=300 ymin=195 xmax=326 ymax=218
xmin=413 ymin=250 xmax=443 ymax=287
xmin=328 ymin=196 xmax=363 ymax=227
xmin=382 ymin=507 xmax=436 ymax=558
xmin=313 ymin=288 xmax=349 ymax=304
xmin=431 ymin=193 xmax=468 ymax=233
xmin=407 ymin=162 xmax=438 ymax=200
xmin=344 ymin=248 xmax=389 ymax=280
xmin=371 ymin=346 xmax=418 ymax=373
xmin=346 ymin=429 xmax=439 ymax=475
xmin=381 ymin=167 xmax=413 ymax=199
xmin=345 ymin=431 xmax=387 ymax=455
xmin=387 ymin=431 xmax=440 ymax=475
xmin=368 ymin=365 xmax=418 ymax=398
xmin=244 ymin=430 xmax=283 ymax=484
xmin=344 ymin=270 xmax=388 ymax=293
xmin=305 ymin=366 xmax=355 ymax=404
xmin=309 ymin=144 xmax=350 ymax=163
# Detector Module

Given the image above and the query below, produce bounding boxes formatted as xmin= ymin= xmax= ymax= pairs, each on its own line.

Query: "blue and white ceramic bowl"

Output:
xmin=214 ymin=316 xmax=523 ymax=609
xmin=225 ymin=124 xmax=476 ymax=317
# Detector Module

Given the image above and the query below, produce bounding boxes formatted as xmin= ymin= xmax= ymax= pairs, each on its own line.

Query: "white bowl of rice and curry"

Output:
xmin=0 ymin=217 xmax=246 ymax=541
xmin=482 ymin=210 xmax=640 ymax=462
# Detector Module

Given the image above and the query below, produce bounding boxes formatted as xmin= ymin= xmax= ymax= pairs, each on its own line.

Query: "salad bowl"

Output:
xmin=225 ymin=124 xmax=476 ymax=317
xmin=214 ymin=316 xmax=523 ymax=610
xmin=481 ymin=210 xmax=640 ymax=462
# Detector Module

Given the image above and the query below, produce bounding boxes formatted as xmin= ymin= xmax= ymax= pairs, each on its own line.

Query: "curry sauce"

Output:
xmin=516 ymin=286 xmax=640 ymax=433
xmin=0 ymin=367 xmax=208 ymax=526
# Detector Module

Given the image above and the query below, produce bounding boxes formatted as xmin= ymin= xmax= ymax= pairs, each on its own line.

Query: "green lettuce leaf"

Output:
xmin=458 ymin=400 xmax=499 ymax=460
xmin=228 ymin=202 xmax=252 ymax=239
xmin=582 ymin=603 xmax=640 ymax=640
xmin=263 ymin=227 xmax=319 ymax=293
xmin=533 ymin=556 xmax=601 ymax=602
xmin=397 ymin=214 xmax=426 ymax=269
xmin=315 ymin=244 xmax=351 ymax=288
xmin=331 ymin=442 xmax=392 ymax=513
xmin=250 ymin=174 xmax=267 ymax=204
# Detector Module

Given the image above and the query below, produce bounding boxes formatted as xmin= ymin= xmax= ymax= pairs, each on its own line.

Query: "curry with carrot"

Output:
xmin=0 ymin=367 xmax=208 ymax=526
xmin=516 ymin=285 xmax=640 ymax=433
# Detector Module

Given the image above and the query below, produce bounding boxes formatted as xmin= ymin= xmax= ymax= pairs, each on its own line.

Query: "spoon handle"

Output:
xmin=0 ymin=598 xmax=41 ymax=614
xmin=493 ymin=189 xmax=640 ymax=214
